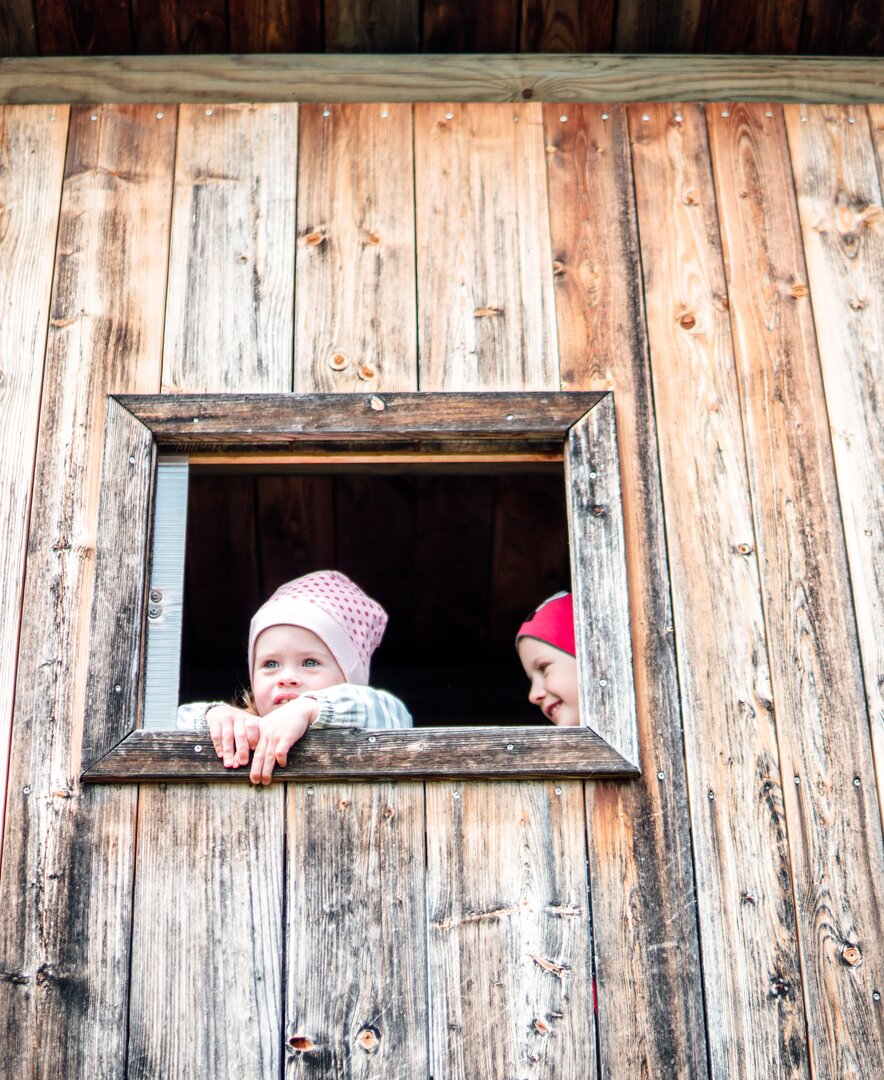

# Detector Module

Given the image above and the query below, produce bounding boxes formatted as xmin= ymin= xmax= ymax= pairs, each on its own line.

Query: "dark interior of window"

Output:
xmin=179 ymin=463 xmax=571 ymax=726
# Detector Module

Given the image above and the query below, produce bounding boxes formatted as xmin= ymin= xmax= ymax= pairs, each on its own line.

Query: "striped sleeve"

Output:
xmin=308 ymin=684 xmax=412 ymax=729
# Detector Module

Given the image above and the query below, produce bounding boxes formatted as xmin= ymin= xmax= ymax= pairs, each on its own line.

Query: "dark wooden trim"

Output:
xmin=1 ymin=54 xmax=882 ymax=105
xmin=81 ymin=397 xmax=155 ymax=768
xmin=81 ymin=728 xmax=639 ymax=781
xmin=81 ymin=389 xmax=642 ymax=782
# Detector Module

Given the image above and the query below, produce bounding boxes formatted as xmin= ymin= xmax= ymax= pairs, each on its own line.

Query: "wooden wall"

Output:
xmin=0 ymin=100 xmax=882 ymax=1077
xmin=2 ymin=0 xmax=882 ymax=56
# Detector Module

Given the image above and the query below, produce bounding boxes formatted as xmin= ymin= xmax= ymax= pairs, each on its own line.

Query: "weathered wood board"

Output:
xmin=0 ymin=103 xmax=175 ymax=1078
xmin=162 ymin=103 xmax=298 ymax=394
xmin=0 ymin=105 xmax=69 ymax=861
xmin=709 ymin=101 xmax=884 ymax=1079
xmin=414 ymin=102 xmax=559 ymax=390
xmin=294 ymin=103 xmax=416 ymax=393
xmin=544 ymin=101 xmax=708 ymax=1077
xmin=630 ymin=102 xmax=808 ymax=1077
xmin=786 ymin=103 xmax=884 ymax=838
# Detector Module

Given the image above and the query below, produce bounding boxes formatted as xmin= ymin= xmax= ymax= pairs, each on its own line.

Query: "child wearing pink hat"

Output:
xmin=515 ymin=591 xmax=581 ymax=726
xmin=178 ymin=570 xmax=411 ymax=784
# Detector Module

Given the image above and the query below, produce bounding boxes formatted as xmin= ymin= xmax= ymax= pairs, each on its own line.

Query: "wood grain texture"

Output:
xmin=710 ymin=100 xmax=884 ymax=1080
xmin=613 ymin=0 xmax=706 ymax=52
xmin=800 ymin=0 xmax=884 ymax=57
xmin=130 ymin=0 xmax=228 ymax=54
xmin=162 ymin=103 xmax=298 ymax=394
xmin=0 ymin=105 xmax=68 ymax=862
xmin=422 ymin=1 xmax=517 ymax=51
xmin=0 ymin=0 xmax=37 ymax=56
xmin=128 ymin=99 xmax=298 ymax=1080
xmin=0 ymin=103 xmax=175 ymax=1078
xmin=81 ymin=400 xmax=154 ymax=766
xmin=519 ymin=0 xmax=613 ymax=51
xmin=414 ymin=103 xmax=559 ymax=390
xmin=630 ymin=103 xmax=809 ymax=1077
xmin=787 ymin=104 xmax=884 ymax=843
xmin=127 ymin=784 xmax=283 ymax=1080
xmin=228 ymin=0 xmax=323 ymax=51
xmin=325 ymin=0 xmax=419 ymax=51
xmin=32 ymin=0 xmax=133 ymax=55
xmin=294 ymin=104 xmax=416 ymax=393
xmin=4 ymin=54 xmax=884 ymax=106
xmin=426 ymin=781 xmax=595 ymax=1079
xmin=285 ymin=782 xmax=427 ymax=1077
xmin=705 ymin=0 xmax=804 ymax=54
xmin=544 ymin=101 xmax=708 ymax=1078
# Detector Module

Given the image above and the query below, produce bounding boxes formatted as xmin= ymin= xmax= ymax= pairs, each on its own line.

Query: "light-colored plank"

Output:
xmin=130 ymin=102 xmax=299 ymax=1079
xmin=162 ymin=103 xmax=298 ymax=394
xmin=414 ymin=102 xmax=558 ymax=389
xmin=128 ymin=785 xmax=284 ymax=1080
xmin=294 ymin=103 xmax=416 ymax=393
xmin=419 ymin=103 xmax=594 ymax=1078
xmin=426 ymin=781 xmax=595 ymax=1079
xmin=630 ymin=102 xmax=809 ymax=1078
xmin=287 ymin=100 xmax=429 ymax=1075
xmin=286 ymin=783 xmax=428 ymax=1077
xmin=710 ymin=100 xmax=884 ymax=1080
xmin=2 ymin=54 xmax=884 ymax=106
xmin=0 ymin=104 xmax=69 ymax=864
xmin=544 ymin=101 xmax=708 ymax=1078
xmin=0 ymin=103 xmax=175 ymax=1077
xmin=788 ymin=103 xmax=884 ymax=838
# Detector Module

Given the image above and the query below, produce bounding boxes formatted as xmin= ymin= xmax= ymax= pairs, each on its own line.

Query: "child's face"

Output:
xmin=517 ymin=637 xmax=580 ymax=727
xmin=252 ymin=624 xmax=346 ymax=717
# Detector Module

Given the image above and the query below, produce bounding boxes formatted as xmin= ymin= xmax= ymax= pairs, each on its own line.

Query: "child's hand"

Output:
xmin=206 ymin=705 xmax=260 ymax=768
xmin=250 ymin=697 xmax=320 ymax=786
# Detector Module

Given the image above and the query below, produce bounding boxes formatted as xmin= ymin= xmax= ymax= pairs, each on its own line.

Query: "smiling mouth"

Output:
xmin=545 ymin=701 xmax=561 ymax=721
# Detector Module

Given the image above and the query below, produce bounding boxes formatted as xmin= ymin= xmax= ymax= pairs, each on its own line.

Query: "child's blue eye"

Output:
xmin=303 ymin=658 xmax=320 ymax=668
xmin=262 ymin=659 xmax=279 ymax=670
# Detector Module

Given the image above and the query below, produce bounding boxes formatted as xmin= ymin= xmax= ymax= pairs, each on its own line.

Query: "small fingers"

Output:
xmin=233 ymin=712 xmax=250 ymax=767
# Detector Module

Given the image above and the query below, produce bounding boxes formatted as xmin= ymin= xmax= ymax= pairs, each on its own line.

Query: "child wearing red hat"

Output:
xmin=178 ymin=570 xmax=411 ymax=784
xmin=515 ymin=591 xmax=581 ymax=726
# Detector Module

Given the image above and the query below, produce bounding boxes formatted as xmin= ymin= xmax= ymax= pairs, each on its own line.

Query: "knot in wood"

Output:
xmin=533 ymin=1017 xmax=551 ymax=1036
xmin=288 ymin=1035 xmax=315 ymax=1053
xmin=305 ymin=231 xmax=326 ymax=247
xmin=769 ymin=977 xmax=791 ymax=999
xmin=790 ymin=283 xmax=809 ymax=298
xmin=841 ymin=943 xmax=862 ymax=967
xmin=357 ymin=363 xmax=376 ymax=381
xmin=521 ymin=87 xmax=534 ymax=99
xmin=329 ymin=352 xmax=348 ymax=371
xmin=736 ymin=543 xmax=753 ymax=556
xmin=678 ymin=313 xmax=696 ymax=330
xmin=357 ymin=1026 xmax=381 ymax=1054
xmin=474 ymin=306 xmax=502 ymax=318
xmin=591 ymin=505 xmax=606 ymax=517
xmin=366 ymin=231 xmax=381 ymax=245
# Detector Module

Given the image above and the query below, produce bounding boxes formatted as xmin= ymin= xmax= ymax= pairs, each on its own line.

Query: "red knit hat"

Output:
xmin=249 ymin=571 xmax=387 ymax=685
xmin=516 ymin=591 xmax=575 ymax=656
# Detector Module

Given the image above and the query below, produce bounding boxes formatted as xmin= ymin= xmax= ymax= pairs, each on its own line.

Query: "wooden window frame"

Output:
xmin=81 ymin=391 xmax=640 ymax=782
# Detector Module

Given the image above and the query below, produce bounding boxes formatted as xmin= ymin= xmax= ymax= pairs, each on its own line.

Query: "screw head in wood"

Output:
xmin=554 ymin=788 xmax=562 ymax=795
xmin=23 ymin=786 xmax=30 ymax=795
xmin=128 ymin=456 xmax=136 ymax=465
xmin=453 ymin=791 xmax=461 ymax=799
xmin=559 ymin=115 xmax=568 ymax=122
xmin=194 ymin=745 xmax=202 ymax=753
xmin=874 ymin=991 xmax=881 ymax=1001
xmin=322 ymin=109 xmax=331 ymax=117
xmin=674 ymin=114 xmax=683 ymax=123
xmin=205 ymin=108 xmax=214 ymax=116
xmin=765 ymin=111 xmax=773 ymax=117
xmin=721 ymin=110 xmax=730 ymax=118
xmin=506 ymin=744 xmax=514 ymax=751
xmin=114 ymin=684 xmax=122 ymax=693
xmin=642 ymin=114 xmax=650 ymax=122
xmin=848 ymin=116 xmax=856 ymax=123
xmin=380 ymin=109 xmax=388 ymax=118
xmin=90 ymin=114 xmax=98 ymax=122
xmin=853 ymin=777 xmax=861 ymax=787
xmin=657 ymin=771 xmax=665 ymax=780
xmin=48 ymin=114 xmax=55 ymax=122
xmin=444 ymin=112 xmax=454 ymax=120
xmin=599 ymin=679 xmax=608 ymax=687
xmin=601 ymin=113 xmax=609 ymax=120
xmin=156 ymin=112 xmax=164 ymax=120
xmin=368 ymin=735 xmax=377 ymax=743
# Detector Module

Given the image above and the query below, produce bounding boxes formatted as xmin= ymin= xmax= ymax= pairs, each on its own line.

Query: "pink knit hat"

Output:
xmin=248 ymin=571 xmax=388 ymax=685
xmin=516 ymin=591 xmax=575 ymax=656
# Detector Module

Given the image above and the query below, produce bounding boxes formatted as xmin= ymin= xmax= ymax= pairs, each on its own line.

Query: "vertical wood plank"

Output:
xmin=286 ymin=782 xmax=427 ymax=1077
xmin=426 ymin=781 xmax=595 ymax=1079
xmin=228 ymin=0 xmax=324 ymax=51
xmin=630 ymin=102 xmax=809 ymax=1078
xmin=163 ymin=103 xmax=298 ymax=394
xmin=414 ymin=103 xmax=559 ymax=390
xmin=544 ymin=101 xmax=709 ymax=1078
xmin=421 ymin=2 xmax=518 ymax=50
xmin=32 ymin=0 xmax=134 ymax=54
xmin=786 ymin=104 xmax=884 ymax=835
xmin=799 ymin=1 xmax=884 ymax=57
xmin=710 ymin=100 xmax=884 ymax=1080
xmin=0 ymin=105 xmax=69 ymax=862
xmin=705 ymin=0 xmax=804 ymax=53
xmin=289 ymin=95 xmax=429 ymax=1080
xmin=519 ymin=0 xmax=613 ymax=51
xmin=256 ymin=475 xmax=336 ymax=595
xmin=294 ymin=104 xmax=416 ymax=393
xmin=612 ymin=0 xmax=706 ymax=52
xmin=0 ymin=103 xmax=175 ymax=1078
xmin=0 ymin=0 xmax=38 ymax=55
xmin=324 ymin=0 xmax=419 ymax=51
xmin=130 ymin=0 xmax=228 ymax=53
xmin=420 ymin=102 xmax=593 ymax=1079
xmin=128 ymin=102 xmax=298 ymax=1080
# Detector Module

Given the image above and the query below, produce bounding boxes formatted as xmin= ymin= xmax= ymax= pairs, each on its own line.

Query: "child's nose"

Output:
xmin=528 ymin=678 xmax=544 ymax=705
xmin=277 ymin=669 xmax=300 ymax=685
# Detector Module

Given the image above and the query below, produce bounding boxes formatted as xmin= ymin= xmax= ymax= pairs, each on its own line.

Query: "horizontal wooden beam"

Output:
xmin=81 ymin=728 xmax=639 ymax=781
xmin=1 ymin=54 xmax=881 ymax=106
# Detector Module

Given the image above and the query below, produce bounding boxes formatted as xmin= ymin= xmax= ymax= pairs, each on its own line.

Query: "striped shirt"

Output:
xmin=177 ymin=684 xmax=412 ymax=732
